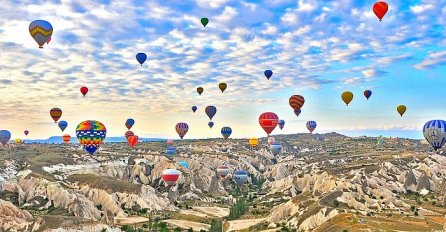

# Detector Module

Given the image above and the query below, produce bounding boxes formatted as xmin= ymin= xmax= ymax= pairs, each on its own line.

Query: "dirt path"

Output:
xmin=164 ymin=219 xmax=210 ymax=231
xmin=226 ymin=218 xmax=265 ymax=231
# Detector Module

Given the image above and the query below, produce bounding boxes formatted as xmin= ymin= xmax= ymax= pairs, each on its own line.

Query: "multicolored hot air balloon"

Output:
xmin=125 ymin=118 xmax=135 ymax=130
xmin=125 ymin=131 xmax=134 ymax=139
xmin=221 ymin=127 xmax=232 ymax=139
xmin=289 ymin=95 xmax=305 ymax=112
xmin=264 ymin=70 xmax=273 ymax=80
xmin=136 ymin=53 xmax=147 ymax=66
xmin=167 ymin=139 xmax=173 ymax=145
xmin=306 ymin=121 xmax=317 ymax=133
xmin=259 ymin=112 xmax=279 ymax=136
xmin=278 ymin=120 xmax=285 ymax=130
xmin=397 ymin=105 xmax=407 ymax=117
xmin=166 ymin=146 xmax=176 ymax=156
xmin=217 ymin=166 xmax=230 ymax=178
xmin=201 ymin=18 xmax=209 ymax=27
xmin=219 ymin=83 xmax=227 ymax=93
xmin=249 ymin=137 xmax=259 ymax=148
xmin=205 ymin=106 xmax=217 ymax=120
xmin=76 ymin=120 xmax=107 ymax=155
xmin=192 ymin=106 xmax=197 ymax=113
xmin=175 ymin=123 xmax=189 ymax=139
xmin=58 ymin=120 xmax=68 ymax=132
xmin=270 ymin=142 xmax=282 ymax=156
xmin=268 ymin=137 xmax=276 ymax=145
xmin=341 ymin=91 xmax=354 ymax=106
xmin=233 ymin=170 xmax=249 ymax=185
xmin=127 ymin=135 xmax=138 ymax=148
xmin=208 ymin=121 xmax=214 ymax=128
xmin=62 ymin=134 xmax=71 ymax=144
xmin=373 ymin=1 xmax=388 ymax=21
xmin=197 ymin=87 xmax=204 ymax=95
xmin=24 ymin=130 xmax=29 ymax=136
xmin=0 ymin=130 xmax=11 ymax=145
xmin=364 ymin=90 xmax=372 ymax=100
xmin=29 ymin=20 xmax=53 ymax=48
xmin=80 ymin=86 xmax=88 ymax=97
xmin=179 ymin=161 xmax=190 ymax=169
xmin=162 ymin=169 xmax=181 ymax=187
xmin=50 ymin=108 xmax=62 ymax=123
xmin=423 ymin=120 xmax=446 ymax=151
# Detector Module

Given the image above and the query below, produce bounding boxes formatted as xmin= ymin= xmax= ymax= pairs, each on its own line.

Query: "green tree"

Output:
xmin=209 ymin=219 xmax=222 ymax=232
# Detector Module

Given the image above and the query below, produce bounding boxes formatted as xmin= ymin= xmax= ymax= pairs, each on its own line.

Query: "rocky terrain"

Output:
xmin=0 ymin=133 xmax=445 ymax=231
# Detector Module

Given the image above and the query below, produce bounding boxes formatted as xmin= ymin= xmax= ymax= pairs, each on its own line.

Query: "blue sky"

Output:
xmin=0 ymin=0 xmax=445 ymax=140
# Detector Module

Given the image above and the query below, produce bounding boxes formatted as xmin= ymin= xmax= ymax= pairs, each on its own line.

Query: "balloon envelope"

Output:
xmin=127 ymin=135 xmax=138 ymax=148
xmin=306 ymin=121 xmax=317 ymax=133
xmin=175 ymin=123 xmax=189 ymax=139
xmin=289 ymin=95 xmax=305 ymax=111
xmin=221 ymin=127 xmax=232 ymax=139
xmin=162 ymin=169 xmax=180 ymax=187
xmin=364 ymin=90 xmax=372 ymax=100
xmin=201 ymin=18 xmax=209 ymax=27
xmin=192 ymin=106 xmax=197 ymax=113
xmin=166 ymin=146 xmax=176 ymax=156
xmin=76 ymin=120 xmax=107 ymax=155
xmin=50 ymin=108 xmax=62 ymax=123
xmin=0 ymin=130 xmax=11 ymax=145
xmin=233 ymin=170 xmax=249 ymax=185
xmin=24 ymin=130 xmax=29 ymax=136
xmin=219 ymin=83 xmax=227 ymax=93
xmin=294 ymin=109 xmax=302 ymax=117
xmin=167 ymin=139 xmax=173 ymax=144
xmin=423 ymin=120 xmax=446 ymax=151
xmin=373 ymin=1 xmax=389 ymax=21
xmin=197 ymin=87 xmax=204 ymax=95
xmin=62 ymin=134 xmax=71 ymax=144
xmin=249 ymin=137 xmax=259 ymax=147
xmin=136 ymin=53 xmax=147 ymax=66
xmin=278 ymin=120 xmax=285 ymax=130
xmin=268 ymin=137 xmax=276 ymax=145
xmin=205 ymin=106 xmax=217 ymax=120
xmin=217 ymin=166 xmax=230 ymax=178
xmin=179 ymin=161 xmax=190 ymax=169
xmin=80 ymin=86 xmax=88 ymax=96
xmin=397 ymin=105 xmax=407 ymax=117
xmin=208 ymin=121 xmax=214 ymax=128
xmin=341 ymin=91 xmax=354 ymax=106
xmin=259 ymin=112 xmax=279 ymax=135
xmin=125 ymin=118 xmax=135 ymax=130
xmin=29 ymin=20 xmax=53 ymax=48
xmin=264 ymin=70 xmax=273 ymax=80
xmin=270 ymin=142 xmax=282 ymax=156
xmin=125 ymin=131 xmax=134 ymax=139
xmin=58 ymin=120 xmax=68 ymax=132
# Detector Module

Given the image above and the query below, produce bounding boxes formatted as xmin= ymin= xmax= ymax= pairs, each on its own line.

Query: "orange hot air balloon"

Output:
xmin=197 ymin=87 xmax=204 ymax=95
xmin=219 ymin=83 xmax=227 ymax=93
xmin=50 ymin=108 xmax=62 ymax=123
xmin=397 ymin=105 xmax=406 ymax=117
xmin=341 ymin=91 xmax=353 ymax=106
xmin=248 ymin=137 xmax=259 ymax=147
xmin=127 ymin=135 xmax=138 ymax=148
xmin=62 ymin=134 xmax=71 ymax=144
xmin=259 ymin=112 xmax=279 ymax=136
xmin=289 ymin=95 xmax=305 ymax=111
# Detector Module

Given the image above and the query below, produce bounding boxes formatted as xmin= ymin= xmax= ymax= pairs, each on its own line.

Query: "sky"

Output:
xmin=0 ymin=0 xmax=445 ymax=140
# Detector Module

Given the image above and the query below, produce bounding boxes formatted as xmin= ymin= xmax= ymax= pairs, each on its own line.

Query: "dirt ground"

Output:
xmin=226 ymin=218 xmax=266 ymax=231
xmin=164 ymin=219 xmax=210 ymax=231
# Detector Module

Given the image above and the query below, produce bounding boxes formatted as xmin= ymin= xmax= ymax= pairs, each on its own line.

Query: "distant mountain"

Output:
xmin=23 ymin=136 xmax=165 ymax=144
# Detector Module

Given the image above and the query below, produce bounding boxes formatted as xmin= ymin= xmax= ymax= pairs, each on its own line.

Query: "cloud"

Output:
xmin=410 ymin=4 xmax=434 ymax=14
xmin=414 ymin=50 xmax=446 ymax=69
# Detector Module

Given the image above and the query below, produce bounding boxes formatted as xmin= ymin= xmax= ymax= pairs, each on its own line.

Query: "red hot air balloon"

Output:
xmin=80 ymin=86 xmax=88 ymax=97
xmin=162 ymin=169 xmax=181 ymax=187
xmin=217 ymin=166 xmax=230 ymax=178
xmin=24 ymin=130 xmax=29 ymax=136
xmin=125 ymin=131 xmax=134 ymax=139
xmin=127 ymin=135 xmax=138 ymax=148
xmin=289 ymin=95 xmax=305 ymax=111
xmin=50 ymin=108 xmax=62 ymax=123
xmin=373 ymin=1 xmax=388 ymax=21
xmin=62 ymin=134 xmax=71 ymax=144
xmin=259 ymin=112 xmax=279 ymax=136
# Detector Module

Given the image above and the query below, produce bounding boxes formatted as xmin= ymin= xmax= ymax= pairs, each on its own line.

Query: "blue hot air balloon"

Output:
xmin=364 ymin=90 xmax=372 ymax=100
xmin=179 ymin=161 xmax=190 ymax=169
xmin=125 ymin=118 xmax=135 ymax=130
xmin=233 ymin=170 xmax=249 ymax=185
xmin=306 ymin=121 xmax=317 ymax=133
xmin=264 ymin=70 xmax=273 ymax=80
xmin=58 ymin=120 xmax=68 ymax=132
xmin=192 ymin=106 xmax=197 ymax=113
xmin=205 ymin=106 xmax=217 ymax=120
xmin=221 ymin=127 xmax=232 ymax=139
xmin=208 ymin=121 xmax=214 ymax=128
xmin=29 ymin=20 xmax=53 ymax=48
xmin=166 ymin=146 xmax=176 ymax=156
xmin=423 ymin=120 xmax=446 ymax=151
xmin=294 ymin=109 xmax=301 ymax=118
xmin=0 ymin=130 xmax=11 ymax=145
xmin=136 ymin=53 xmax=147 ymax=66
xmin=278 ymin=120 xmax=285 ymax=130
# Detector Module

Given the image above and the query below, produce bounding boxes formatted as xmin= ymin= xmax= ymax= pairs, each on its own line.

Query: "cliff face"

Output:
xmin=0 ymin=199 xmax=36 ymax=231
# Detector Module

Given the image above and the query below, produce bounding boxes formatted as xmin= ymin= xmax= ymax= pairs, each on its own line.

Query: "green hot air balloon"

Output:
xmin=201 ymin=18 xmax=209 ymax=27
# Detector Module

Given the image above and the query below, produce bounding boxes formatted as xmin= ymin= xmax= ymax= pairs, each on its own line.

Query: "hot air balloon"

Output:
xmin=179 ymin=161 xmax=190 ymax=169
xmin=125 ymin=118 xmax=135 ymax=130
xmin=205 ymin=106 xmax=217 ymax=120
xmin=50 ymin=108 xmax=62 ymax=123
xmin=219 ymin=83 xmax=227 ymax=93
xmin=167 ymin=139 xmax=173 ymax=145
xmin=192 ymin=106 xmax=197 ymax=113
xmin=289 ymin=95 xmax=305 ymax=111
xmin=200 ymin=18 xmax=209 ymax=27
xmin=373 ymin=1 xmax=388 ymax=21
xmin=423 ymin=120 xmax=446 ymax=151
xmin=24 ymin=130 xmax=29 ymax=136
xmin=217 ymin=166 xmax=230 ymax=178
xmin=270 ymin=142 xmax=282 ymax=156
xmin=80 ymin=86 xmax=88 ymax=97
xmin=268 ymin=137 xmax=276 ymax=145
xmin=306 ymin=121 xmax=317 ymax=133
xmin=264 ymin=70 xmax=273 ymax=80
xmin=125 ymin=131 xmax=134 ymax=139
xmin=76 ymin=120 xmax=107 ymax=155
xmin=208 ymin=121 xmax=214 ymax=128
xmin=62 ymin=134 xmax=71 ymax=144
xmin=175 ymin=123 xmax=189 ymax=139
xmin=377 ymin=135 xmax=384 ymax=146
xmin=15 ymin=139 xmax=22 ymax=144
xmin=259 ymin=112 xmax=279 ymax=136
xmin=278 ymin=120 xmax=285 ymax=130
xmin=29 ymin=20 xmax=53 ymax=48
xmin=197 ymin=87 xmax=204 ymax=95
xmin=294 ymin=109 xmax=302 ymax=118
xmin=136 ymin=53 xmax=147 ymax=66
xmin=166 ymin=146 xmax=176 ymax=156
xmin=0 ymin=130 xmax=11 ymax=145
xmin=249 ymin=137 xmax=259 ymax=148
xmin=58 ymin=120 xmax=68 ymax=132
xmin=233 ymin=170 xmax=249 ymax=185
xmin=397 ymin=105 xmax=407 ymax=117
xmin=341 ymin=91 xmax=353 ymax=106
xmin=221 ymin=127 xmax=232 ymax=139
xmin=162 ymin=169 xmax=181 ymax=187
xmin=364 ymin=90 xmax=372 ymax=100
xmin=127 ymin=135 xmax=138 ymax=148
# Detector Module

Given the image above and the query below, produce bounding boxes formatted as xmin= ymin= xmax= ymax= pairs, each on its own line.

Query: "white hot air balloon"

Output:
xmin=423 ymin=120 xmax=446 ymax=151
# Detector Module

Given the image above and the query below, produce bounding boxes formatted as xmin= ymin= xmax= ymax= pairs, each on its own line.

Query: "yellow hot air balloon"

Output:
xmin=341 ymin=91 xmax=353 ymax=106
xmin=248 ymin=137 xmax=259 ymax=147
xmin=15 ymin=139 xmax=22 ymax=144
xmin=397 ymin=105 xmax=406 ymax=117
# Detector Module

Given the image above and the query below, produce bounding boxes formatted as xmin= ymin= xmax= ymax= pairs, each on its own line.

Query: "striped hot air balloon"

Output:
xmin=175 ymin=123 xmax=189 ymax=139
xmin=221 ymin=127 xmax=232 ymax=139
xmin=62 ymin=134 xmax=71 ymax=144
xmin=205 ymin=106 xmax=217 ymax=120
xmin=233 ymin=170 xmax=249 ymax=185
xmin=29 ymin=20 xmax=53 ymax=48
xmin=217 ymin=166 xmax=230 ymax=178
xmin=162 ymin=169 xmax=181 ymax=187
xmin=306 ymin=121 xmax=317 ymax=133
xmin=125 ymin=131 xmax=134 ymax=139
xmin=259 ymin=112 xmax=279 ymax=136
xmin=50 ymin=108 xmax=62 ymax=123
xmin=289 ymin=95 xmax=305 ymax=111
xmin=423 ymin=120 xmax=446 ymax=151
